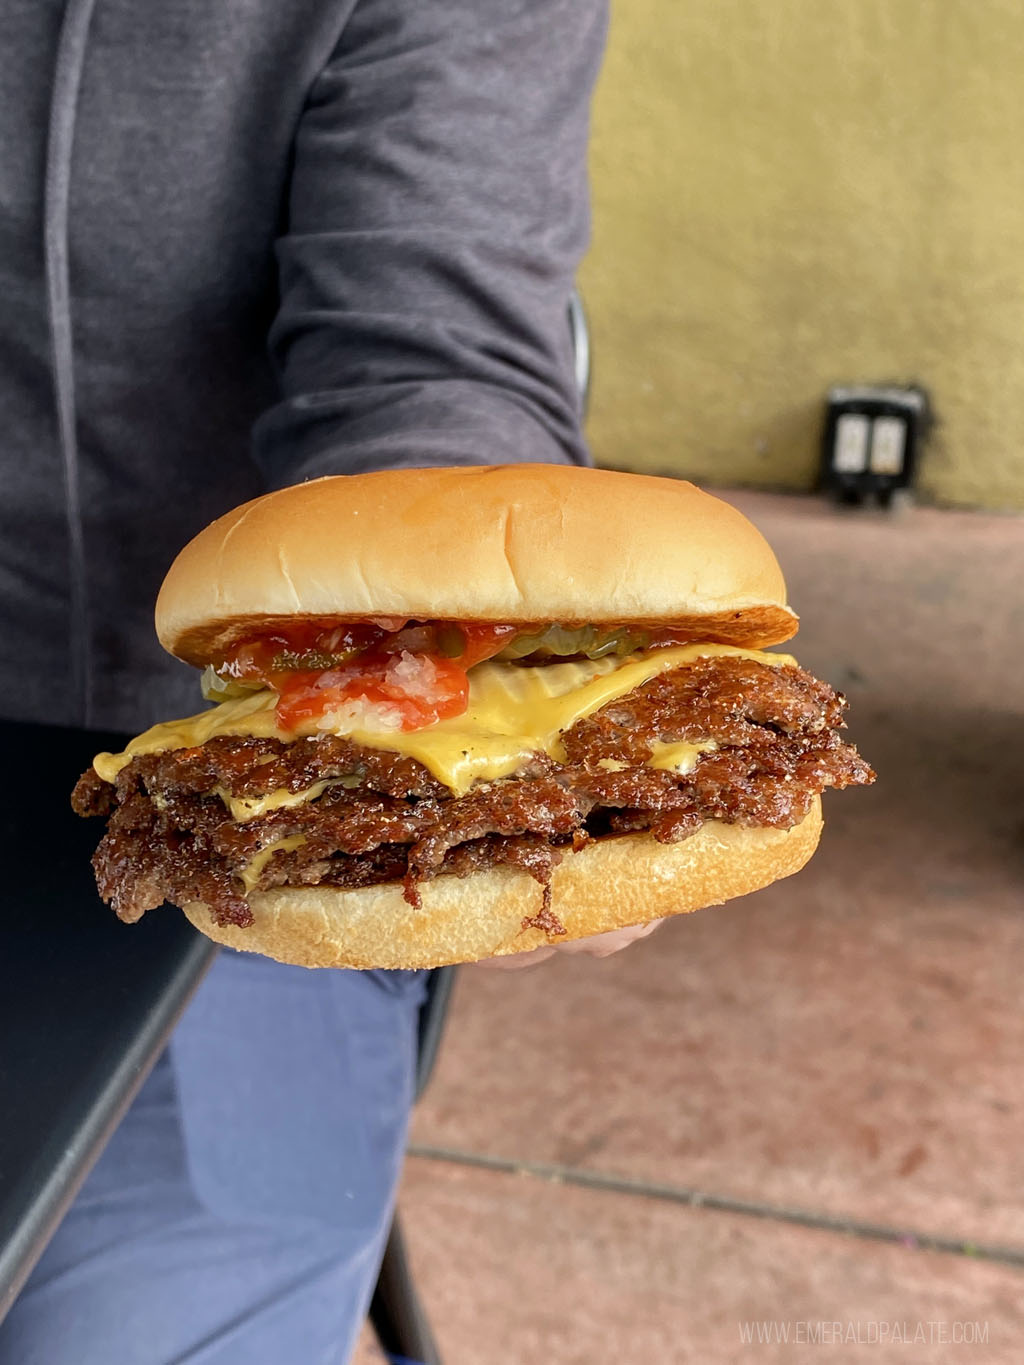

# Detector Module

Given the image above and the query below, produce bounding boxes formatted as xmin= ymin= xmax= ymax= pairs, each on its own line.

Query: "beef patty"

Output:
xmin=72 ymin=656 xmax=874 ymax=929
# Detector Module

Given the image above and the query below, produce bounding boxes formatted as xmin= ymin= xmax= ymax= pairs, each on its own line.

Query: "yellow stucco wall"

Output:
xmin=580 ymin=1 xmax=1024 ymax=509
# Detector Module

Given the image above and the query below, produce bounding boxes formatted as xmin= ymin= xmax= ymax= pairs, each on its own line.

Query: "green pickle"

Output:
xmin=497 ymin=624 xmax=650 ymax=661
xmin=200 ymin=666 xmax=262 ymax=703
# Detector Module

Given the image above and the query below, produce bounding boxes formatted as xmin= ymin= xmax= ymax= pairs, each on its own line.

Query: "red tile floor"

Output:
xmin=356 ymin=490 xmax=1024 ymax=1364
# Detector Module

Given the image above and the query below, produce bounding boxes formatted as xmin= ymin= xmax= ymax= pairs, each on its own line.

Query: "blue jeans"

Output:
xmin=0 ymin=951 xmax=427 ymax=1364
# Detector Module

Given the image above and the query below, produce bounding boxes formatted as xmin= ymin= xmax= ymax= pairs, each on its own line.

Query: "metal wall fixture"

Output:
xmin=821 ymin=385 xmax=931 ymax=506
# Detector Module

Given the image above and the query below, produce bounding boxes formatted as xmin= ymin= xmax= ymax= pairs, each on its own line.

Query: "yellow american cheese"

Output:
xmin=647 ymin=739 xmax=718 ymax=772
xmin=92 ymin=644 xmax=794 ymax=798
xmin=92 ymin=689 xmax=285 ymax=784
xmin=238 ymin=834 xmax=307 ymax=893
xmin=215 ymin=778 xmax=357 ymax=823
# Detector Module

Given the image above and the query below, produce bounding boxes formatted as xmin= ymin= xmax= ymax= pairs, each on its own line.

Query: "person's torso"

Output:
xmin=0 ymin=0 xmax=355 ymax=729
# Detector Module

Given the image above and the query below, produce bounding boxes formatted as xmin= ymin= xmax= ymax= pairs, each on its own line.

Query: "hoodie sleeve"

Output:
xmin=252 ymin=0 xmax=607 ymax=486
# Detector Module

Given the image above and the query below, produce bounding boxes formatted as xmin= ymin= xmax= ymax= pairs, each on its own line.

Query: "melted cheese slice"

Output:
xmin=239 ymin=835 xmax=307 ymax=893
xmin=93 ymin=644 xmax=794 ymax=797
xmin=215 ymin=777 xmax=358 ymax=823
xmin=647 ymin=739 xmax=718 ymax=773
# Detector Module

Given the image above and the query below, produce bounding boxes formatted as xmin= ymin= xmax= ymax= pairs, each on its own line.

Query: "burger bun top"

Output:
xmin=156 ymin=465 xmax=797 ymax=666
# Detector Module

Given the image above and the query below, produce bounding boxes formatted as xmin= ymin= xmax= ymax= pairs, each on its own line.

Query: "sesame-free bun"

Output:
xmin=182 ymin=800 xmax=822 ymax=969
xmin=156 ymin=466 xmax=797 ymax=666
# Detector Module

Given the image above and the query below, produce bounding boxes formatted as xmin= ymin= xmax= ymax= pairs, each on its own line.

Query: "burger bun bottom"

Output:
xmin=182 ymin=799 xmax=822 ymax=969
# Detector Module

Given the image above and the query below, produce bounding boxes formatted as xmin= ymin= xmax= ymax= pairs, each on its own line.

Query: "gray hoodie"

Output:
xmin=1 ymin=0 xmax=605 ymax=732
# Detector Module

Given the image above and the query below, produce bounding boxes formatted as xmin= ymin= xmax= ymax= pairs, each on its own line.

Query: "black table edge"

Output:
xmin=0 ymin=937 xmax=216 ymax=1320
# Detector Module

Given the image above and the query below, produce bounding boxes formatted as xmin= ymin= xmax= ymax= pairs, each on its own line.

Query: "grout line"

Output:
xmin=407 ymin=1144 xmax=1024 ymax=1270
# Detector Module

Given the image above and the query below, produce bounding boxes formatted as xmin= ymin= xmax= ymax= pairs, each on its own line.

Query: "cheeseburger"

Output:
xmin=71 ymin=466 xmax=873 ymax=967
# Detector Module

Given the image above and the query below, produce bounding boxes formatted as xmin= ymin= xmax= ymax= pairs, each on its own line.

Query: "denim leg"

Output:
xmin=0 ymin=953 xmax=427 ymax=1365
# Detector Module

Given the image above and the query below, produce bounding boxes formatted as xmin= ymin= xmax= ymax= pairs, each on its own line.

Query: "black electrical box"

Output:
xmin=821 ymin=385 xmax=930 ymax=505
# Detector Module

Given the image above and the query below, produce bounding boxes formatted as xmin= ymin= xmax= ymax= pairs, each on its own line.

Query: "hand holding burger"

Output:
xmin=72 ymin=466 xmax=874 ymax=967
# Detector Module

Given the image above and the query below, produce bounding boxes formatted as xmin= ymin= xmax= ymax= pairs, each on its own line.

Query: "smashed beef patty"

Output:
xmin=72 ymin=656 xmax=874 ymax=929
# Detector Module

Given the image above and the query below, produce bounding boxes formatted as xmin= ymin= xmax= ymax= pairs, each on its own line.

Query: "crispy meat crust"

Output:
xmin=72 ymin=657 xmax=873 ymax=928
